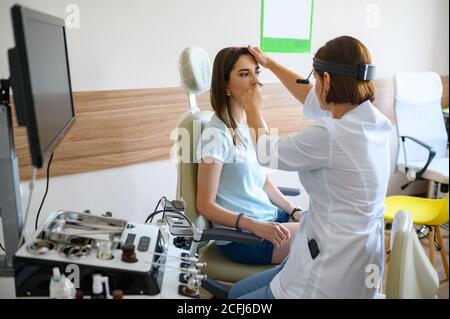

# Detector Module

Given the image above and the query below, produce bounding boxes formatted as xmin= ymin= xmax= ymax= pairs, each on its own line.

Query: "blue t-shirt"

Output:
xmin=196 ymin=114 xmax=278 ymax=242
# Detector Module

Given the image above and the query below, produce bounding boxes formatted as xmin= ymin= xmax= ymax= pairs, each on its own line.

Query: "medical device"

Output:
xmin=296 ymin=58 xmax=376 ymax=84
xmin=13 ymin=211 xmax=166 ymax=296
xmin=13 ymin=209 xmax=206 ymax=298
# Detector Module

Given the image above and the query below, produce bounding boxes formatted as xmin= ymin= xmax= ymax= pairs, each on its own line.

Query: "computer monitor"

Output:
xmin=8 ymin=5 xmax=76 ymax=168
xmin=0 ymin=5 xmax=76 ymax=269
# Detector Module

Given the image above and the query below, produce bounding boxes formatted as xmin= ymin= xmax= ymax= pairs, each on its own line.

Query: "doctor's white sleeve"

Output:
xmin=303 ymin=87 xmax=331 ymax=119
xmin=256 ymin=124 xmax=331 ymax=172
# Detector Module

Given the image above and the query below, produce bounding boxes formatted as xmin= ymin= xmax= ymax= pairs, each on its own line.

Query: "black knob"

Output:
xmin=121 ymin=244 xmax=137 ymax=263
xmin=103 ymin=211 xmax=112 ymax=217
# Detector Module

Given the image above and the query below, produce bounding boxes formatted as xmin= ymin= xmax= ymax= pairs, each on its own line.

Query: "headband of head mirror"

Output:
xmin=313 ymin=57 xmax=376 ymax=81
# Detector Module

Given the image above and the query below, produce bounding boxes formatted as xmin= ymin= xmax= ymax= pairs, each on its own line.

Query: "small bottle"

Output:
xmin=92 ymin=274 xmax=104 ymax=299
xmin=97 ymin=241 xmax=113 ymax=260
xmin=49 ymin=267 xmax=76 ymax=299
xmin=91 ymin=274 xmax=111 ymax=299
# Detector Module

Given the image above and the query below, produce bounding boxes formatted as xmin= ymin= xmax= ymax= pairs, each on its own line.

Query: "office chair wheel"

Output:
xmin=416 ymin=225 xmax=431 ymax=240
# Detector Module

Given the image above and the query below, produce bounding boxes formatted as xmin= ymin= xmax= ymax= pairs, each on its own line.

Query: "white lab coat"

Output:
xmin=259 ymin=88 xmax=392 ymax=298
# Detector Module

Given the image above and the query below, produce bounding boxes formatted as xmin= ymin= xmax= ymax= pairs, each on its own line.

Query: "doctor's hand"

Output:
xmin=250 ymin=220 xmax=290 ymax=247
xmin=247 ymin=46 xmax=273 ymax=69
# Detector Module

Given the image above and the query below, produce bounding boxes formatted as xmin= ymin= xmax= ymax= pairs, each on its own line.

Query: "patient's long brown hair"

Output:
xmin=210 ymin=47 xmax=250 ymax=148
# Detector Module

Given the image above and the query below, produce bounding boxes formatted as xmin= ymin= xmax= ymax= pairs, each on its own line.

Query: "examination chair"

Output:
xmin=393 ymin=72 xmax=448 ymax=197
xmin=385 ymin=210 xmax=439 ymax=298
xmin=175 ymin=47 xmax=301 ymax=298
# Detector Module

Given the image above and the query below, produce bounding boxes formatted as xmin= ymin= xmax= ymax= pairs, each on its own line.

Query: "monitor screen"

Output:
xmin=9 ymin=5 xmax=75 ymax=168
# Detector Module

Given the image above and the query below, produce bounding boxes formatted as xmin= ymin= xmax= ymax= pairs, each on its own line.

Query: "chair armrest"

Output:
xmin=400 ymin=136 xmax=436 ymax=178
xmin=277 ymin=186 xmax=301 ymax=197
xmin=401 ymin=135 xmax=434 ymax=152
xmin=200 ymin=228 xmax=261 ymax=244
xmin=201 ymin=279 xmax=230 ymax=299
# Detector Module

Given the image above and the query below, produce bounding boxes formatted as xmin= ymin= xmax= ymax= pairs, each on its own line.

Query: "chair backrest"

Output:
xmin=433 ymin=193 xmax=449 ymax=225
xmin=176 ymin=110 xmax=213 ymax=230
xmin=394 ymin=72 xmax=446 ymax=165
xmin=176 ymin=47 xmax=214 ymax=230
xmin=386 ymin=210 xmax=439 ymax=299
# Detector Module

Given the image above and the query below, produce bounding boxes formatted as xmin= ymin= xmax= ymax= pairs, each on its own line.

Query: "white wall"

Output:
xmin=0 ymin=0 xmax=448 ymax=91
xmin=0 ymin=1 xmax=448 ymax=256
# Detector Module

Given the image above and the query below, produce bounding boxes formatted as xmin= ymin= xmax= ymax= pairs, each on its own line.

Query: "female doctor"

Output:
xmin=229 ymin=36 xmax=392 ymax=299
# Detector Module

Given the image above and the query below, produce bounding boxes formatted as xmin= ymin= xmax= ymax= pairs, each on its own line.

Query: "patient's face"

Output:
xmin=227 ymin=54 xmax=260 ymax=105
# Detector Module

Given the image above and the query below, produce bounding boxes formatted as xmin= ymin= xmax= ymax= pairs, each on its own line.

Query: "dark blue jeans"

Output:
xmin=228 ymin=258 xmax=288 ymax=299
xmin=218 ymin=209 xmax=290 ymax=264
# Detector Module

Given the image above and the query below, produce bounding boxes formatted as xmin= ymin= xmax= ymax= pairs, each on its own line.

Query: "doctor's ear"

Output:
xmin=323 ymin=72 xmax=331 ymax=93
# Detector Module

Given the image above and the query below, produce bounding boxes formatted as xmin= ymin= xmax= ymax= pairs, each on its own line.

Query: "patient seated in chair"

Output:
xmin=196 ymin=47 xmax=300 ymax=265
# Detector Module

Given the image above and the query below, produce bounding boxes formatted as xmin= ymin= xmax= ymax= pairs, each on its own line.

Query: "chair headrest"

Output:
xmin=178 ymin=47 xmax=212 ymax=95
xmin=394 ymin=72 xmax=443 ymax=104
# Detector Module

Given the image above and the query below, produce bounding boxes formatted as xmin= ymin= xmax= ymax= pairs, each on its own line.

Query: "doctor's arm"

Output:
xmin=197 ymin=159 xmax=290 ymax=247
xmin=263 ymin=175 xmax=299 ymax=220
xmin=248 ymin=46 xmax=313 ymax=105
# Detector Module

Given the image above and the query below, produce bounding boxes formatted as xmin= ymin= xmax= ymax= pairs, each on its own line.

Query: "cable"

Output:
xmin=0 ymin=215 xmax=4 ymax=251
xmin=162 ymin=197 xmax=168 ymax=219
xmin=35 ymin=153 xmax=54 ymax=230
xmin=145 ymin=209 xmax=192 ymax=225
xmin=145 ymin=209 xmax=166 ymax=224
xmin=144 ymin=196 xmax=166 ymax=224
xmin=144 ymin=197 xmax=192 ymax=227
xmin=154 ymin=197 xmax=164 ymax=216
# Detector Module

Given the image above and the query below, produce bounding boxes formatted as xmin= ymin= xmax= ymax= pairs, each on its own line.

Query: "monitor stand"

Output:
xmin=0 ymin=78 xmax=23 ymax=276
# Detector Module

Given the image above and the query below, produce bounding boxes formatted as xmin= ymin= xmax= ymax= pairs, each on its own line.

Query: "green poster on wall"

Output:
xmin=261 ymin=0 xmax=314 ymax=53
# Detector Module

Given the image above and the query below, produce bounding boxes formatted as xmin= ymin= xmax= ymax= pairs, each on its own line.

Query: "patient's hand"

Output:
xmin=241 ymin=87 xmax=263 ymax=116
xmin=249 ymin=219 xmax=290 ymax=247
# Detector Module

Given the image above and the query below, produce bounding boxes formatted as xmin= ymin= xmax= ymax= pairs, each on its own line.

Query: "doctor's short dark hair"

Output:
xmin=314 ymin=36 xmax=376 ymax=105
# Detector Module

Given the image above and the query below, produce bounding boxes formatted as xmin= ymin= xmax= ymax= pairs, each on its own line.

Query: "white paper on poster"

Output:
xmin=263 ymin=0 xmax=312 ymax=39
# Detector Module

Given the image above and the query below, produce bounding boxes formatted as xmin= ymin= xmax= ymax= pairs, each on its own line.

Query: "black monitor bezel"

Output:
xmin=9 ymin=5 xmax=76 ymax=168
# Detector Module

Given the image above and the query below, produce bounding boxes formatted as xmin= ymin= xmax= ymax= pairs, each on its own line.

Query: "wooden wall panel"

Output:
xmin=12 ymin=76 xmax=448 ymax=180
xmin=442 ymin=76 xmax=449 ymax=107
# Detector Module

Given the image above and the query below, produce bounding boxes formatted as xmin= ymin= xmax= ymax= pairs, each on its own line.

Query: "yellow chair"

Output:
xmin=384 ymin=194 xmax=449 ymax=283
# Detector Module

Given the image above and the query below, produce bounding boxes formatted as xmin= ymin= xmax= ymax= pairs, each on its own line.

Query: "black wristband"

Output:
xmin=290 ymin=207 xmax=302 ymax=220
xmin=235 ymin=213 xmax=244 ymax=230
